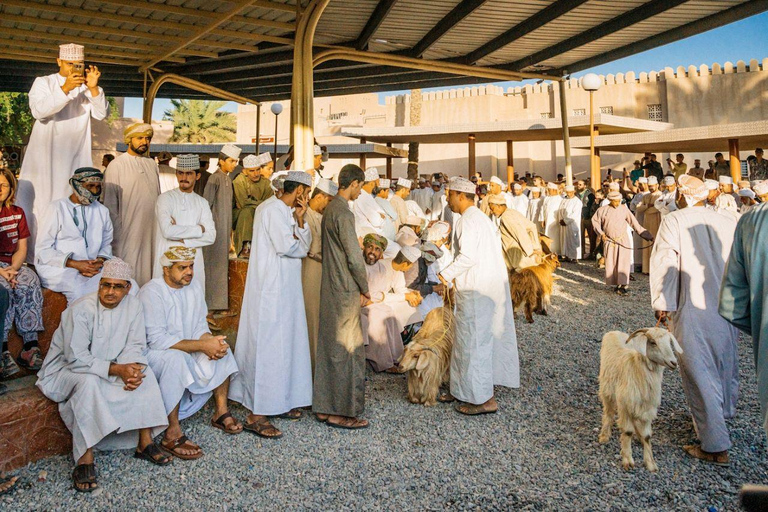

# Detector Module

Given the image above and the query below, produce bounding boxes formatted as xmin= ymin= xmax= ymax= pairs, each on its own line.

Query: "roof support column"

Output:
xmin=729 ymin=138 xmax=741 ymax=183
xmin=386 ymin=143 xmax=393 ymax=179
xmin=468 ymin=134 xmax=476 ymax=179
xmin=506 ymin=140 xmax=514 ymax=184
xmin=291 ymin=0 xmax=331 ymax=171
xmin=558 ymin=79 xmax=573 ymax=186
xmin=360 ymin=138 xmax=367 ymax=169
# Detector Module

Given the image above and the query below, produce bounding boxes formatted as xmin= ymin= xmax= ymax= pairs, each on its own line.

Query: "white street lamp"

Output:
xmin=581 ymin=73 xmax=602 ymax=188
xmin=270 ymin=103 xmax=283 ymax=159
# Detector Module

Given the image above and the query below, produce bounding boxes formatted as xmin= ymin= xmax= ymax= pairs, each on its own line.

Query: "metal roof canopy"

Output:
xmin=116 ymin=142 xmax=408 ymax=158
xmin=342 ymin=114 xmax=672 ymax=144
xmin=0 ymin=0 xmax=765 ymax=102
xmin=571 ymin=120 xmax=768 ymax=153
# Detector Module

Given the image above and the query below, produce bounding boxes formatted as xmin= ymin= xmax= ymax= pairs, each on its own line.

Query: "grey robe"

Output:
xmin=203 ymin=169 xmax=234 ymax=310
xmin=720 ymin=203 xmax=768 ymax=436
xmin=592 ymin=204 xmax=648 ymax=286
xmin=36 ymin=294 xmax=168 ymax=460
xmin=312 ymin=196 xmax=370 ymax=417
xmin=650 ymin=206 xmax=739 ymax=453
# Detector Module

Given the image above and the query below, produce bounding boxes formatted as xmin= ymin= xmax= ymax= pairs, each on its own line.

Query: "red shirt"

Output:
xmin=0 ymin=206 xmax=29 ymax=265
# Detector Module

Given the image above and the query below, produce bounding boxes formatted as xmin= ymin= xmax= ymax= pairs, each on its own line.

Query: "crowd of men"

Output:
xmin=1 ymin=43 xmax=767 ymax=493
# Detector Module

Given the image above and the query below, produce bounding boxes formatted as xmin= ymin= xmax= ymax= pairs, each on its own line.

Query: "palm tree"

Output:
xmin=407 ymin=89 xmax=421 ymax=181
xmin=164 ymin=99 xmax=237 ymax=143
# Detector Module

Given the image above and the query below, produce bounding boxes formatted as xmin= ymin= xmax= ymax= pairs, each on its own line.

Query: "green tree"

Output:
xmin=0 ymin=93 xmax=34 ymax=144
xmin=164 ymin=99 xmax=237 ymax=143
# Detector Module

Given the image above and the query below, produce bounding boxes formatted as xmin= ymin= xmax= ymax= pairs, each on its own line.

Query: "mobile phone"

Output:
xmin=72 ymin=62 xmax=85 ymax=76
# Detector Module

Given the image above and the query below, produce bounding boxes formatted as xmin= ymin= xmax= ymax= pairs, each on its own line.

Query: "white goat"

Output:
xmin=598 ymin=328 xmax=683 ymax=472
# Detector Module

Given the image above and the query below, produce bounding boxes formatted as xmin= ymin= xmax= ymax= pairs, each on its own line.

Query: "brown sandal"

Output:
xmin=244 ymin=420 xmax=283 ymax=439
xmin=161 ymin=435 xmax=203 ymax=460
xmin=72 ymin=463 xmax=98 ymax=493
xmin=211 ymin=412 xmax=243 ymax=434
xmin=326 ymin=416 xmax=369 ymax=430
xmin=134 ymin=443 xmax=173 ymax=466
xmin=276 ymin=408 xmax=303 ymax=421
xmin=455 ymin=403 xmax=498 ymax=416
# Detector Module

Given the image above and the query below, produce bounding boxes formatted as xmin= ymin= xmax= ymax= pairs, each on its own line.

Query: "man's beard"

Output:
xmin=364 ymin=253 xmax=377 ymax=265
xmin=131 ymin=142 xmax=149 ymax=155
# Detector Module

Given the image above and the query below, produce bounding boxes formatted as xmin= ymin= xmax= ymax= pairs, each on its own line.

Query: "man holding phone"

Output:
xmin=17 ymin=43 xmax=109 ymax=260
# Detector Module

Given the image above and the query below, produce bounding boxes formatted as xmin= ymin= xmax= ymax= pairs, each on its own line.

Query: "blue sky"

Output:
xmin=124 ymin=11 xmax=768 ymax=120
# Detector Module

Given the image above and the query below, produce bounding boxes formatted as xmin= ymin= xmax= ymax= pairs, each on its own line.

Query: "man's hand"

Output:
xmin=405 ymin=291 xmax=422 ymax=307
xmin=360 ymin=292 xmax=371 ymax=307
xmin=85 ymin=65 xmax=101 ymax=93
xmin=67 ymin=259 xmax=103 ymax=277
xmin=432 ymin=283 xmax=446 ymax=296
xmin=654 ymin=310 xmax=669 ymax=327
xmin=110 ymin=363 xmax=145 ymax=391
xmin=294 ymin=193 xmax=308 ymax=226
xmin=0 ymin=267 xmax=18 ymax=288
xmin=61 ymin=73 xmax=85 ymax=94
xmin=640 ymin=232 xmax=654 ymax=242
xmin=200 ymin=334 xmax=228 ymax=360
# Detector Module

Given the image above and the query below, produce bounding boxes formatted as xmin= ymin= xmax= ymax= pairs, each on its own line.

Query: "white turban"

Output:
xmin=705 ymin=179 xmax=720 ymax=190
xmin=399 ymin=245 xmax=421 ymax=263
xmin=739 ymin=189 xmax=756 ymax=199
xmin=754 ymin=181 xmax=768 ymax=196
xmin=719 ymin=175 xmax=733 ymax=185
xmin=490 ymin=176 xmax=504 ymax=187
xmin=678 ymin=175 xmax=708 ymax=204
xmin=396 ymin=226 xmax=420 ymax=247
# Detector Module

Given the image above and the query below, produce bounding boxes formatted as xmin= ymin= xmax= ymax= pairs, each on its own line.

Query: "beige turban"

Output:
xmin=678 ymin=175 xmax=708 ymax=203
xmin=160 ymin=246 xmax=196 ymax=267
xmin=124 ymin=122 xmax=154 ymax=143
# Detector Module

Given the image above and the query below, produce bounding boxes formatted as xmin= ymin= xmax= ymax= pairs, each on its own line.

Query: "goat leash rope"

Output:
xmin=605 ymin=235 xmax=654 ymax=251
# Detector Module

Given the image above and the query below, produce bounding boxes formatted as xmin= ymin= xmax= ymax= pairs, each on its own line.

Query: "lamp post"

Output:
xmin=581 ymin=73 xmax=601 ymax=189
xmin=270 ymin=102 xmax=283 ymax=160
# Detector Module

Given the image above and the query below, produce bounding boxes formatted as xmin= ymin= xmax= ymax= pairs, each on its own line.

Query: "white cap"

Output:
xmin=404 ymin=215 xmax=423 ymax=227
xmin=754 ymin=180 xmax=768 ymax=196
xmin=513 ymin=183 xmax=522 ymax=190
xmin=637 ymin=177 xmax=648 ymax=184
xmin=313 ymin=145 xmax=323 ymax=156
xmin=243 ymin=152 xmax=271 ymax=168
xmin=425 ymin=221 xmax=450 ymax=242
xmin=565 ymin=185 xmax=575 ymax=192
xmin=490 ymin=176 xmax=504 ymax=187
xmin=379 ymin=178 xmax=390 ymax=188
xmin=316 ymin=178 xmax=338 ymax=196
xmin=705 ymin=179 xmax=720 ymax=190
xmin=285 ymin=171 xmax=313 ymax=187
xmin=220 ymin=144 xmax=242 ymax=160
xmin=176 ymin=154 xmax=200 ymax=171
xmin=364 ymin=167 xmax=379 ymax=182
xmin=528 ymin=186 xmax=540 ymax=194
xmin=59 ymin=43 xmax=84 ymax=61
xmin=399 ymin=245 xmax=421 ymax=263
xmin=647 ymin=176 xmax=658 ymax=185
xmin=397 ymin=178 xmax=412 ymax=189
xmin=546 ymin=182 xmax=558 ymax=190
xmin=608 ymin=182 xmax=620 ymax=191
xmin=663 ymin=176 xmax=675 ymax=185
xmin=719 ymin=176 xmax=733 ymax=185
xmin=396 ymin=226 xmax=420 ymax=247
xmin=739 ymin=189 xmax=756 ymax=199
xmin=447 ymin=177 xmax=476 ymax=194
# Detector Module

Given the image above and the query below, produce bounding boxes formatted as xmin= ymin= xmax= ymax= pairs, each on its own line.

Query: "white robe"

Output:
xmin=36 ymin=294 xmax=168 ymax=461
xmin=509 ymin=194 xmax=530 ymax=217
xmin=526 ymin=197 xmax=543 ymax=225
xmin=650 ymin=206 xmax=739 ymax=453
xmin=139 ymin=278 xmax=238 ymax=422
xmin=158 ymin=163 xmax=178 ymax=194
xmin=539 ymin=195 xmax=563 ymax=254
xmin=229 ymin=197 xmax=313 ymax=415
xmin=655 ymin=191 xmax=678 ymax=217
xmin=153 ymin=188 xmax=216 ymax=293
xmin=102 ymin=153 xmax=161 ymax=287
xmin=716 ymin=193 xmax=740 ymax=219
xmin=17 ymin=73 xmax=109 ymax=260
xmin=429 ymin=189 xmax=446 ymax=221
xmin=440 ymin=206 xmax=519 ymax=404
xmin=630 ymin=191 xmax=648 ymax=266
xmin=558 ymin=197 xmax=582 ymax=259
xmin=412 ymin=188 xmax=434 ymax=213
xmin=374 ymin=196 xmax=398 ymax=241
xmin=35 ymin=198 xmax=115 ymax=304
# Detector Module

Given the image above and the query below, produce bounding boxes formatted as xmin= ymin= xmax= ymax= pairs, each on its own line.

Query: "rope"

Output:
xmin=604 ymin=235 xmax=654 ymax=251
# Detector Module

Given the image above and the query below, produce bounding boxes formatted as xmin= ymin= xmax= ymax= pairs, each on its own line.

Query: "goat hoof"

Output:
xmin=646 ymin=462 xmax=658 ymax=473
xmin=598 ymin=434 xmax=610 ymax=444
xmin=622 ymin=460 xmax=635 ymax=470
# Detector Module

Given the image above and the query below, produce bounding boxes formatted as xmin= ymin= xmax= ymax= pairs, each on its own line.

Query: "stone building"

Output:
xmin=236 ymin=58 xmax=768 ymax=180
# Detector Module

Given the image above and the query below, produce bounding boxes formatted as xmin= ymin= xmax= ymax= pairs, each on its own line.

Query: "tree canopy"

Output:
xmin=164 ymin=100 xmax=237 ymax=143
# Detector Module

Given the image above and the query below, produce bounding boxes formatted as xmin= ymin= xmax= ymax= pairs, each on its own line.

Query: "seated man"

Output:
xmin=139 ymin=246 xmax=241 ymax=461
xmin=35 ymin=167 xmax=120 ymax=304
xmin=361 ymin=234 xmax=422 ymax=372
xmin=487 ymin=194 xmax=541 ymax=271
xmin=37 ymin=258 xmax=170 ymax=493
xmin=232 ymin=152 xmax=274 ymax=258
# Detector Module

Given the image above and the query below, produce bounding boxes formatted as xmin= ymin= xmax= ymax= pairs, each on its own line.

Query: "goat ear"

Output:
xmin=668 ymin=333 xmax=683 ymax=355
xmin=626 ymin=330 xmax=648 ymax=357
xmin=415 ymin=352 xmax=429 ymax=371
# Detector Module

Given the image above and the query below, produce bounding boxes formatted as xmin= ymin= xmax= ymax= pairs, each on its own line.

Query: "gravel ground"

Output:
xmin=2 ymin=262 xmax=767 ymax=511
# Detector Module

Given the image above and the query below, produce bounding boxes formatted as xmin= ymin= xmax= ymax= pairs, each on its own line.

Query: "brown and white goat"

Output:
xmin=598 ymin=328 xmax=683 ymax=472
xmin=397 ymin=307 xmax=454 ymax=406
xmin=508 ymin=253 xmax=560 ymax=323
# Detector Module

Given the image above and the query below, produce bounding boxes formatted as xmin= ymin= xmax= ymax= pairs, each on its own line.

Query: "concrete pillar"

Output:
xmin=360 ymin=137 xmax=367 ymax=169
xmin=557 ymin=80 xmax=573 ymax=186
xmin=591 ymin=126 xmax=600 ymax=187
xmin=506 ymin=140 xmax=514 ymax=184
xmin=386 ymin=143 xmax=393 ymax=179
xmin=595 ymin=148 xmax=601 ymax=181
xmin=729 ymin=138 xmax=741 ymax=183
xmin=468 ymin=134 xmax=476 ymax=179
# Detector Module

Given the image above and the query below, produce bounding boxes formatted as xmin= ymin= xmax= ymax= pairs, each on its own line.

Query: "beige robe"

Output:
xmin=497 ymin=208 xmax=540 ymax=271
xmin=302 ymin=207 xmax=323 ymax=373
xmin=389 ymin=194 xmax=409 ymax=229
xmin=636 ymin=190 xmax=662 ymax=273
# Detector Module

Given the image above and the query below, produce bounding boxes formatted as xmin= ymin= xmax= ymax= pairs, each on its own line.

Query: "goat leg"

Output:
xmin=635 ymin=420 xmax=658 ymax=472
xmin=524 ymin=301 xmax=534 ymax=323
xmin=618 ymin=413 xmax=635 ymax=469
xmin=598 ymin=397 xmax=615 ymax=444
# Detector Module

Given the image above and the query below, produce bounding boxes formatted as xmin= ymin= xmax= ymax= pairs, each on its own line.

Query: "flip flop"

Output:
xmin=134 ymin=443 xmax=173 ymax=466
xmin=161 ymin=435 xmax=203 ymax=460
xmin=455 ymin=403 xmax=498 ymax=416
xmin=211 ymin=412 xmax=243 ymax=434
xmin=243 ymin=420 xmax=283 ymax=439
